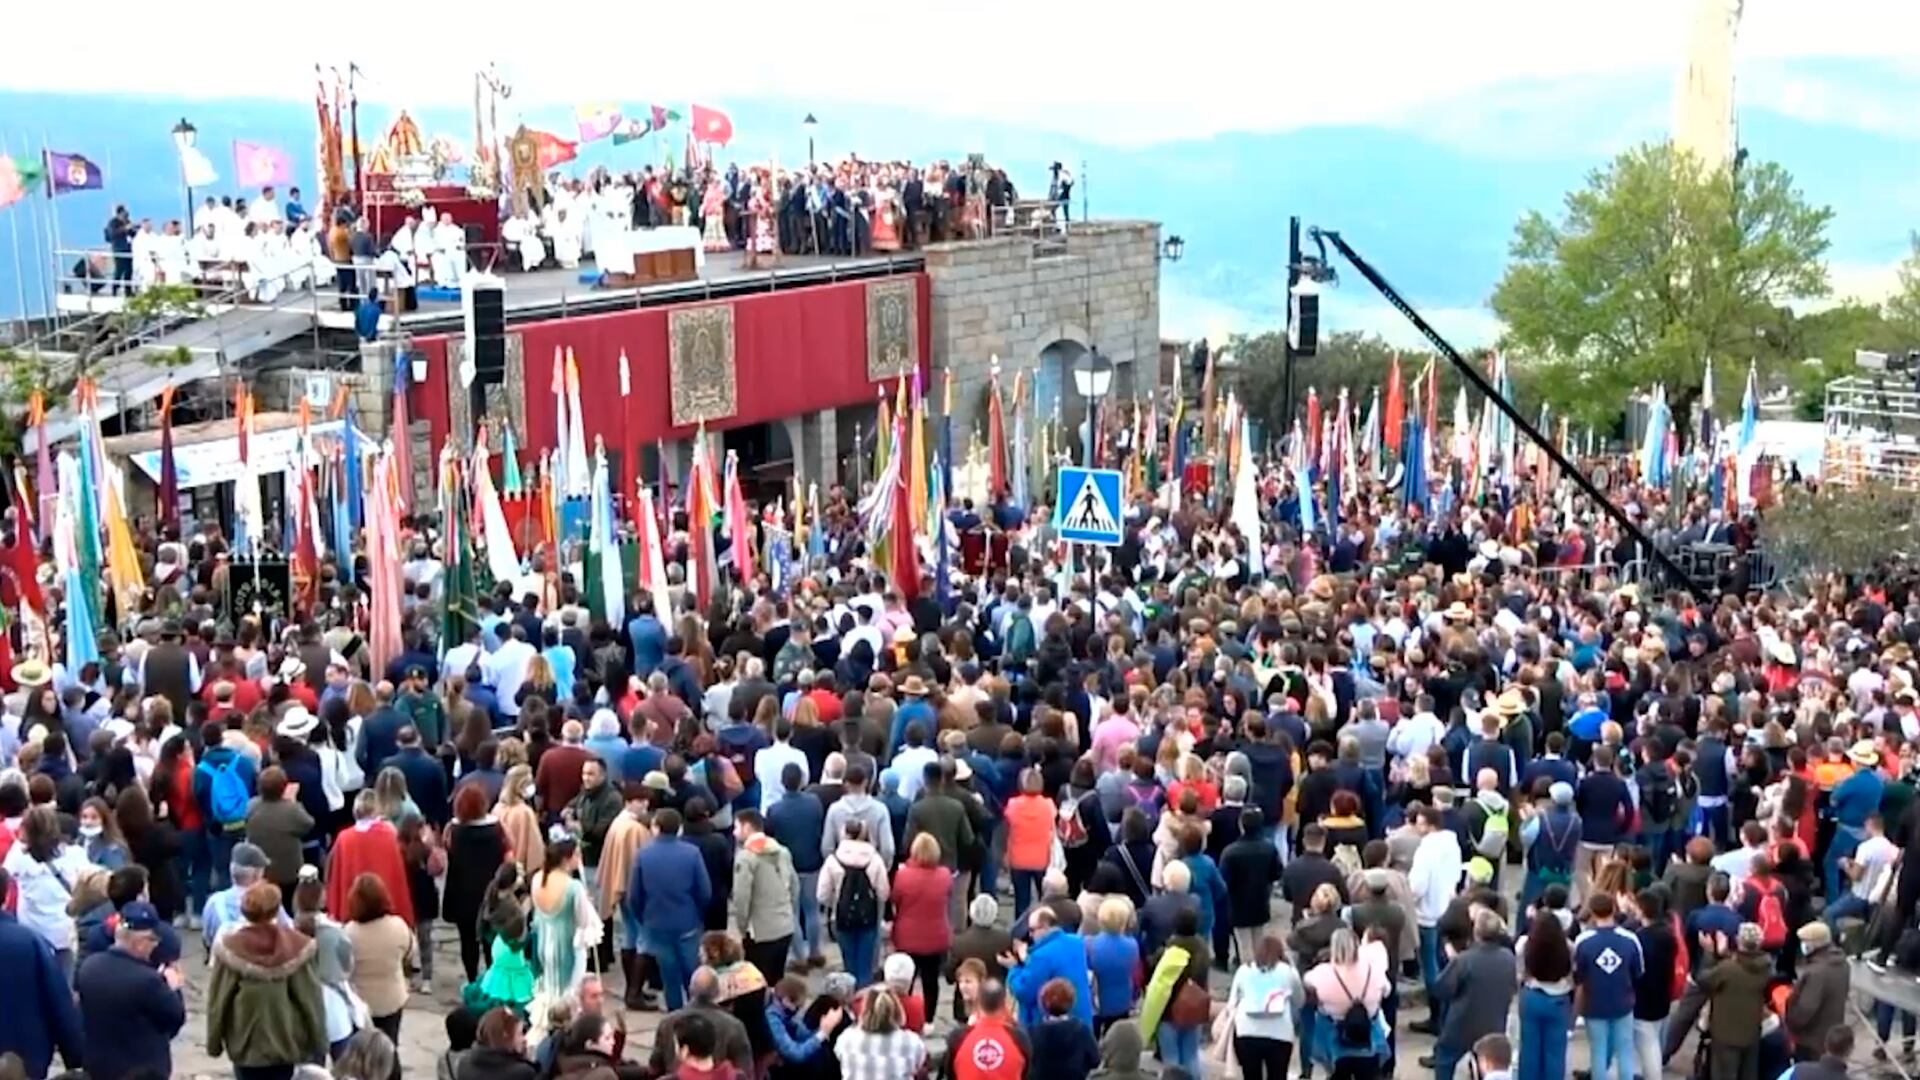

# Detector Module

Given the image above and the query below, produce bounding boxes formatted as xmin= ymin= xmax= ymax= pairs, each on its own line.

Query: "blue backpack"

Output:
xmin=205 ymin=758 xmax=251 ymax=828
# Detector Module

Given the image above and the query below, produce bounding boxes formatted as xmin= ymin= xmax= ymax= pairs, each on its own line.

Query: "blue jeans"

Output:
xmin=792 ymin=871 xmax=821 ymax=961
xmin=1585 ymin=1014 xmax=1636 ymax=1080
xmin=1877 ymin=1003 xmax=1917 ymax=1044
xmin=1827 ymin=826 xmax=1866 ymax=905
xmin=1519 ymin=988 xmax=1572 ymax=1080
xmin=1157 ymin=1022 xmax=1201 ymax=1075
xmin=1012 ymin=869 xmax=1045 ymax=918
xmin=647 ymin=927 xmax=703 ymax=1010
xmin=837 ymin=924 xmax=879 ymax=988
xmin=207 ymin=827 xmax=238 ymax=893
xmin=1824 ymin=893 xmax=1871 ymax=932
xmin=1435 ymin=1041 xmax=1464 ymax=1080
xmin=1418 ymin=925 xmax=1445 ymax=1025
xmin=620 ymin=905 xmax=643 ymax=953
xmin=180 ymin=825 xmax=213 ymax=917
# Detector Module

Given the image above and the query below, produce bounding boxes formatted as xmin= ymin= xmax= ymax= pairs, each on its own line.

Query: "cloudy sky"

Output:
xmin=10 ymin=0 xmax=1919 ymax=145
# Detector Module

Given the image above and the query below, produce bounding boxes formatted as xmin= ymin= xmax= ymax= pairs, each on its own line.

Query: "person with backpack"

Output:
xmin=1634 ymin=741 xmax=1684 ymax=871
xmin=192 ymin=718 xmax=260 ymax=889
xmin=1460 ymin=770 xmax=1512 ymax=884
xmin=1302 ymin=926 xmax=1390 ymax=1080
xmin=1004 ymin=768 xmax=1057 ymax=920
xmin=1572 ymin=893 xmax=1643 ymax=1080
xmin=1521 ymin=782 xmax=1582 ymax=909
xmin=817 ymin=814 xmax=890 ymax=983
xmin=1736 ymin=854 xmax=1794 ymax=958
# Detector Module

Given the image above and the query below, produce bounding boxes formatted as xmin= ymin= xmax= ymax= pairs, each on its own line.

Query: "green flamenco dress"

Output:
xmin=463 ymin=930 xmax=540 ymax=1019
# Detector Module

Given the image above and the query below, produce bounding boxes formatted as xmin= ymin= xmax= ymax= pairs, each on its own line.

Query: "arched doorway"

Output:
xmin=1038 ymin=338 xmax=1090 ymax=461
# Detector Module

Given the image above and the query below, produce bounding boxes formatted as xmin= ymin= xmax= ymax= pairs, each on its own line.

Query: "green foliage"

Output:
xmin=1760 ymin=482 xmax=1920 ymax=586
xmin=1890 ymin=232 xmax=1920 ymax=343
xmin=1491 ymin=142 xmax=1833 ymax=424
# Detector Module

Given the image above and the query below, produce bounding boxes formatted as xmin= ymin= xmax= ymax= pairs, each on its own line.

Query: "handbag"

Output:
xmin=1169 ymin=976 xmax=1213 ymax=1027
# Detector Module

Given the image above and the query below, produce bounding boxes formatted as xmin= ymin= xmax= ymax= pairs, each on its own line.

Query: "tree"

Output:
xmin=1761 ymin=482 xmax=1920 ymax=589
xmin=1490 ymin=142 xmax=1833 ymax=426
xmin=1889 ymin=232 xmax=1920 ymax=343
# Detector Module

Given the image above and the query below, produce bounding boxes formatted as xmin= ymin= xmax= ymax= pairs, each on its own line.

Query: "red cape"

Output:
xmin=326 ymin=819 xmax=416 ymax=927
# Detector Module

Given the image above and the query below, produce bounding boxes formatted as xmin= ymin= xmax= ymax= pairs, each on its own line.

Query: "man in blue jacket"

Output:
xmin=629 ymin=807 xmax=713 ymax=1009
xmin=74 ymin=901 xmax=185 ymax=1080
xmin=380 ymin=725 xmax=452 ymax=825
xmin=628 ymin=597 xmax=669 ymax=678
xmin=1002 ymin=906 xmax=1095 ymax=1026
xmin=0 ymin=868 xmax=83 ymax=1077
xmin=764 ymin=763 xmax=827 ymax=969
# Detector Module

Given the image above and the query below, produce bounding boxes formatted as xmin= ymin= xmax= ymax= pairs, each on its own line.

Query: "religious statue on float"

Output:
xmin=701 ymin=176 xmax=730 ymax=252
xmin=870 ymin=170 xmax=902 ymax=253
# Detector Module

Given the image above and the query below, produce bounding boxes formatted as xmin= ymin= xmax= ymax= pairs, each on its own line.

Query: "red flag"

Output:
xmin=158 ymin=385 xmax=179 ymax=530
xmin=1383 ymin=355 xmax=1405 ymax=455
xmin=725 ymin=451 xmax=753 ymax=583
xmin=531 ymin=130 xmax=579 ymax=169
xmin=689 ymin=104 xmax=734 ymax=146
xmin=1305 ymin=388 xmax=1322 ymax=465
xmin=293 ymin=399 xmax=320 ymax=614
xmin=1 ymin=520 xmax=44 ymax=615
xmin=889 ymin=448 xmax=921 ymax=600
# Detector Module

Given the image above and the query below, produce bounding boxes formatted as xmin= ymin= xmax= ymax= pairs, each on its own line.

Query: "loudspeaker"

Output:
xmin=462 ymin=272 xmax=507 ymax=385
xmin=1289 ymin=285 xmax=1319 ymax=356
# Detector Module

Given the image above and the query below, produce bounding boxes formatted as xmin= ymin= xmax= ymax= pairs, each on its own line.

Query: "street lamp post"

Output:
xmin=171 ymin=117 xmax=198 ymax=230
xmin=1161 ymin=234 xmax=1185 ymax=263
xmin=803 ymin=113 xmax=818 ymax=166
xmin=1072 ymin=348 xmax=1115 ymax=467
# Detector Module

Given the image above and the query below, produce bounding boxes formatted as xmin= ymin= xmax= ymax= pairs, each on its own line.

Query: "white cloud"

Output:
xmin=7 ymin=0 xmax=1920 ymax=144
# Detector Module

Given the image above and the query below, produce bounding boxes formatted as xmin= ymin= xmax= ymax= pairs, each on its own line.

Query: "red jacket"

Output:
xmin=327 ymin=819 xmax=416 ymax=927
xmin=890 ymin=862 xmax=954 ymax=954
xmin=950 ymin=1012 xmax=1030 ymax=1080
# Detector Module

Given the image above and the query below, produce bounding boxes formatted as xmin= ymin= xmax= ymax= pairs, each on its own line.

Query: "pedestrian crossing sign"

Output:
xmin=1056 ymin=466 xmax=1124 ymax=545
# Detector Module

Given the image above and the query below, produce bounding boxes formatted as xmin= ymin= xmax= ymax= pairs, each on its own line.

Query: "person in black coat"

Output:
xmin=1219 ymin=809 xmax=1283 ymax=954
xmin=684 ymin=799 xmax=736 ymax=931
xmin=382 ymin=726 xmax=452 ymax=826
xmin=74 ymin=901 xmax=185 ymax=1080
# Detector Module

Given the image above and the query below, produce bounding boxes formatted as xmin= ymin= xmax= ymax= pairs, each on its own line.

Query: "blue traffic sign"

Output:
xmin=1056 ymin=467 xmax=1125 ymax=545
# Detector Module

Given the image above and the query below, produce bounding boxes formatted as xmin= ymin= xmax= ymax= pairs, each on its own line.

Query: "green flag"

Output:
xmin=0 ymin=154 xmax=45 ymax=208
xmin=440 ymin=461 xmax=481 ymax=653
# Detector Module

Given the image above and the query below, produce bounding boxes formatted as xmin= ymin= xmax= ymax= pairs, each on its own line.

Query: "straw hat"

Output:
xmin=1444 ymin=602 xmax=1473 ymax=623
xmin=899 ymin=675 xmax=930 ymax=697
xmin=1494 ymin=688 xmax=1527 ymax=717
xmin=1848 ymin=740 xmax=1881 ymax=767
xmin=9 ymin=659 xmax=50 ymax=689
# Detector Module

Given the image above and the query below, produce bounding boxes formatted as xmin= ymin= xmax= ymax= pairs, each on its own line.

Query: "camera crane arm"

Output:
xmin=1307 ymin=226 xmax=1708 ymax=604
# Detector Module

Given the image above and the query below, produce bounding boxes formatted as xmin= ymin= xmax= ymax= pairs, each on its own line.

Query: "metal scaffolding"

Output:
xmin=1822 ymin=375 xmax=1920 ymax=490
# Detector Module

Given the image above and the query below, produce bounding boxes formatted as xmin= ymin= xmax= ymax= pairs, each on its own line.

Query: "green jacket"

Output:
xmin=207 ymin=924 xmax=328 ymax=1067
xmin=397 ymin=689 xmax=447 ymax=747
xmin=568 ymin=780 xmax=626 ymax=867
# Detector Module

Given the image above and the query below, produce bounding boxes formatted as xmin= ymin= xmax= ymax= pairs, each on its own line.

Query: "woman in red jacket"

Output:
xmin=891 ymin=832 xmax=954 ymax=1020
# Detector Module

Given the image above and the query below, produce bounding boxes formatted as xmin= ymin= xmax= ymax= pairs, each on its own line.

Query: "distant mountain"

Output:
xmin=4 ymin=71 xmax=1916 ymax=349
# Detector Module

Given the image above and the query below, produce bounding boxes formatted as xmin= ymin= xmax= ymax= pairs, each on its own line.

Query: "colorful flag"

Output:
xmin=985 ymin=362 xmax=1006 ymax=498
xmin=391 ymin=348 xmax=415 ymax=504
xmin=651 ymin=105 xmax=681 ymax=130
xmin=1740 ymin=361 xmax=1758 ymax=451
xmin=44 ymin=151 xmax=103 ymax=194
xmin=179 ymin=144 xmax=217 ymax=188
xmin=585 ymin=441 xmax=625 ymax=623
xmin=610 ymin=119 xmax=652 ymax=146
xmin=908 ymin=371 xmax=929 ymax=539
xmin=686 ymin=428 xmax=718 ymax=610
xmin=365 ymin=451 xmax=406 ymax=678
xmin=439 ymin=442 xmax=482 ymax=650
xmin=474 ymin=427 xmax=522 ymax=586
xmin=636 ymin=483 xmax=673 ymax=620
xmin=1384 ymin=354 xmax=1405 ymax=454
xmin=564 ymin=348 xmax=590 ymax=497
xmin=690 ymin=104 xmax=734 ymax=145
xmin=0 ymin=154 xmax=44 ymax=208
xmin=233 ymin=140 xmax=294 ymax=186
xmin=724 ymin=450 xmax=753 ymax=583
xmin=575 ymin=103 xmax=623 ymax=143
xmin=530 ymin=131 xmax=579 ymax=169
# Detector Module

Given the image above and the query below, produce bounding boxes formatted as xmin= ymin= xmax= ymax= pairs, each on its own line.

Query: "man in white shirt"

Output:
xmin=1830 ymin=813 xmax=1898 ymax=925
xmin=130 ymin=219 xmax=160 ymax=291
xmin=753 ymin=719 xmax=810 ymax=812
xmin=390 ymin=215 xmax=418 ymax=278
xmin=501 ymin=210 xmax=547 ymax=271
xmin=153 ymin=220 xmax=191 ymax=284
xmin=891 ymin=726 xmax=939 ymax=802
xmin=187 ymin=222 xmax=224 ymax=283
xmin=1386 ymin=697 xmax=1447 ymax=765
xmin=1408 ymin=804 xmax=1463 ymax=1028
xmin=485 ymin=623 xmax=538 ymax=719
xmin=550 ymin=207 xmax=583 ymax=269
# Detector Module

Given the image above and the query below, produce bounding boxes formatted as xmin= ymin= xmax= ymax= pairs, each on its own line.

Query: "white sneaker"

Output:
xmin=187 ymin=915 xmax=202 ymax=932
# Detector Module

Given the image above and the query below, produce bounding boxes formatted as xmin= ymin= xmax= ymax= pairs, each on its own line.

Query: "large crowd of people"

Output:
xmin=0 ymin=409 xmax=1917 ymax=1080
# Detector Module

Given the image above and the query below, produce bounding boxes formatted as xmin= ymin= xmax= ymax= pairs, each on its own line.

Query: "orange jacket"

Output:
xmin=1004 ymin=794 xmax=1057 ymax=871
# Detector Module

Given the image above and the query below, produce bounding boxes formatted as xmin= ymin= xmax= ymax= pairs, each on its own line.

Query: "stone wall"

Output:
xmin=925 ymin=220 xmax=1161 ymax=452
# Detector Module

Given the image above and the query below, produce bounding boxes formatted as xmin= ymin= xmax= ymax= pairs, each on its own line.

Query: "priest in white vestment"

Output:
xmin=187 ymin=223 xmax=223 ymax=283
xmin=131 ymin=222 xmax=160 ymax=290
xmin=501 ymin=211 xmax=547 ymax=271
xmin=550 ymin=208 xmax=583 ymax=269
xmin=432 ymin=215 xmax=467 ymax=285
xmin=153 ymin=222 xmax=191 ymax=285
xmin=390 ymin=216 xmax=418 ymax=280
xmin=376 ymin=240 xmax=418 ymax=311
xmin=246 ymin=187 xmax=283 ymax=232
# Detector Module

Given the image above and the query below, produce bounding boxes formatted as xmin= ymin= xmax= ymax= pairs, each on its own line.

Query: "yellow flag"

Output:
xmin=909 ymin=380 xmax=929 ymax=538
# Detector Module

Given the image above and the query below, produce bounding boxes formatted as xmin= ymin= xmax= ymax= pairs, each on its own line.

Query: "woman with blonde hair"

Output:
xmin=515 ymin=655 xmax=558 ymax=712
xmin=835 ymin=987 xmax=925 ymax=1080
xmin=371 ymin=767 xmax=417 ymax=824
xmin=495 ymin=764 xmax=544 ymax=870
xmin=1289 ymin=882 xmax=1346 ymax=968
xmin=1302 ymin=927 xmax=1390 ymax=1079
